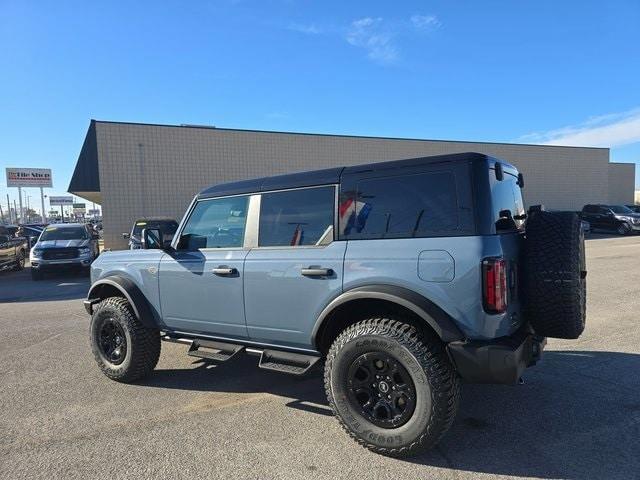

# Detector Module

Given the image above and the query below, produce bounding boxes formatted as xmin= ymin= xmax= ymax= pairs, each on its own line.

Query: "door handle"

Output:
xmin=301 ymin=267 xmax=333 ymax=277
xmin=212 ymin=266 xmax=238 ymax=276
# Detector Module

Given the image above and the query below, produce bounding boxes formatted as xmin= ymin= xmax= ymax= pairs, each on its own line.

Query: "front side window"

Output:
xmin=610 ymin=205 xmax=633 ymax=214
xmin=259 ymin=186 xmax=335 ymax=247
xmin=491 ymin=173 xmax=525 ymax=232
xmin=179 ymin=196 xmax=249 ymax=250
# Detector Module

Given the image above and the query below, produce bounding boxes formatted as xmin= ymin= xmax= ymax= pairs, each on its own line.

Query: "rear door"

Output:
xmin=243 ymin=186 xmax=345 ymax=349
xmin=597 ymin=206 xmax=615 ymax=230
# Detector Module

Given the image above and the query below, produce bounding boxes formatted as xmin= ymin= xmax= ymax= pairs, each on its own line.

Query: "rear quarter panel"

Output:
xmin=343 ymin=236 xmax=520 ymax=340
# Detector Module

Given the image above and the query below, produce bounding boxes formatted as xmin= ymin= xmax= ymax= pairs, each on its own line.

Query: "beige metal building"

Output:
xmin=69 ymin=120 xmax=636 ymax=249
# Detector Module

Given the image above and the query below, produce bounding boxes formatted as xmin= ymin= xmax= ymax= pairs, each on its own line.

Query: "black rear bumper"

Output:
xmin=447 ymin=326 xmax=545 ymax=384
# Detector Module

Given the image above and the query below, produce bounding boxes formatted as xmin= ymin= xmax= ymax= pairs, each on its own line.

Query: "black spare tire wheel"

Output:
xmin=524 ymin=210 xmax=586 ymax=339
xmin=325 ymin=318 xmax=460 ymax=457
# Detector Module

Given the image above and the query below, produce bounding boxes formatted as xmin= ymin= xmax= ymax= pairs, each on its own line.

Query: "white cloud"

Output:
xmin=287 ymin=23 xmax=322 ymax=35
xmin=410 ymin=14 xmax=440 ymax=30
xmin=346 ymin=17 xmax=398 ymax=64
xmin=518 ymin=108 xmax=640 ymax=148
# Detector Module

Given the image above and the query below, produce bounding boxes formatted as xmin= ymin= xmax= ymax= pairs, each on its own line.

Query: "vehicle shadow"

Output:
xmin=142 ymin=350 xmax=640 ymax=479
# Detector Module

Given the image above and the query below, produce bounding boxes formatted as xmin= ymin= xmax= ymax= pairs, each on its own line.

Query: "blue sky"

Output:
xmin=1 ymin=0 xmax=639 ymax=213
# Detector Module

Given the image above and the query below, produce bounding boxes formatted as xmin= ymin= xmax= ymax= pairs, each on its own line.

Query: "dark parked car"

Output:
xmin=0 ymin=226 xmax=28 ymax=272
xmin=29 ymin=223 xmax=100 ymax=280
xmin=122 ymin=218 xmax=178 ymax=249
xmin=3 ymin=224 xmax=43 ymax=248
xmin=580 ymin=204 xmax=640 ymax=235
xmin=625 ymin=204 xmax=640 ymax=214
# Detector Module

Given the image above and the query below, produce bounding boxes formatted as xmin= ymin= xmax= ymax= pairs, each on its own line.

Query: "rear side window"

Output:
xmin=179 ymin=196 xmax=248 ymax=249
xmin=340 ymin=171 xmax=460 ymax=239
xmin=259 ymin=186 xmax=335 ymax=247
xmin=491 ymin=174 xmax=525 ymax=232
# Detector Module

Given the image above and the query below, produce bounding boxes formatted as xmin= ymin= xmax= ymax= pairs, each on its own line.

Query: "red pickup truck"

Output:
xmin=0 ymin=226 xmax=28 ymax=272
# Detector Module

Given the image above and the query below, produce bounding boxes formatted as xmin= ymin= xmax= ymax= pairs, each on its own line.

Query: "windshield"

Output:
xmin=132 ymin=220 xmax=178 ymax=237
xmin=610 ymin=205 xmax=633 ymax=214
xmin=39 ymin=226 xmax=87 ymax=241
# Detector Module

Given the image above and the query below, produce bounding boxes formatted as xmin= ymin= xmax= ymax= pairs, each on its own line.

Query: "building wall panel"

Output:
xmin=92 ymin=122 xmax=618 ymax=249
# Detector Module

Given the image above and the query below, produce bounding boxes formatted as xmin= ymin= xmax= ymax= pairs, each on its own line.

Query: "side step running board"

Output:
xmin=258 ymin=349 xmax=321 ymax=375
xmin=187 ymin=339 xmax=244 ymax=362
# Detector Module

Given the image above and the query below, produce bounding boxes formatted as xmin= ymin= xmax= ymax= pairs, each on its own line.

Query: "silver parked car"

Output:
xmin=30 ymin=223 xmax=100 ymax=280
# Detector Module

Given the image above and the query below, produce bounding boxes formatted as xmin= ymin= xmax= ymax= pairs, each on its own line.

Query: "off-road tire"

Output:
xmin=13 ymin=250 xmax=25 ymax=271
xmin=90 ymin=297 xmax=161 ymax=382
xmin=324 ymin=318 xmax=460 ymax=457
xmin=524 ymin=210 xmax=586 ymax=339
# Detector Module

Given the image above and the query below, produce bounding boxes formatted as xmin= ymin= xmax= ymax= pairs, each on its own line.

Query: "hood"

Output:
xmin=36 ymin=239 xmax=91 ymax=249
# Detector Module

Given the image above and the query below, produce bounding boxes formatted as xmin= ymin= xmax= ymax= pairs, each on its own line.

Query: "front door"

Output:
xmin=243 ymin=186 xmax=345 ymax=350
xmin=159 ymin=194 xmax=250 ymax=338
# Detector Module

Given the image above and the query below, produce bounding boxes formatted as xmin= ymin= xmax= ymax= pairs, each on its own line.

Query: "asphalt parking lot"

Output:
xmin=1 ymin=234 xmax=639 ymax=480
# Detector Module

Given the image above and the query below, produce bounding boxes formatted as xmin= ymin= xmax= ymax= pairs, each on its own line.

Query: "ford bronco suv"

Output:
xmin=85 ymin=152 xmax=586 ymax=457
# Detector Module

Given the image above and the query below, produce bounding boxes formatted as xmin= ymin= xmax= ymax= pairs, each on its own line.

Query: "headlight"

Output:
xmin=31 ymin=248 xmax=43 ymax=258
xmin=78 ymin=247 xmax=91 ymax=256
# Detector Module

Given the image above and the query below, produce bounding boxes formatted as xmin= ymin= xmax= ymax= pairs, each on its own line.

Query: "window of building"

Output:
xmin=259 ymin=186 xmax=335 ymax=247
xmin=341 ymin=171 xmax=460 ymax=239
xmin=179 ymin=196 xmax=249 ymax=249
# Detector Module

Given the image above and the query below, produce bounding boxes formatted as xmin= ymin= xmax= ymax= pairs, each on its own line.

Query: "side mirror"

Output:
xmin=494 ymin=162 xmax=504 ymax=181
xmin=122 ymin=232 xmax=130 ymax=239
xmin=141 ymin=228 xmax=162 ymax=250
xmin=517 ymin=173 xmax=525 ymax=188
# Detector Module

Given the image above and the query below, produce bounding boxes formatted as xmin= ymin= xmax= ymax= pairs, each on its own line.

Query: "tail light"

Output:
xmin=483 ymin=258 xmax=507 ymax=313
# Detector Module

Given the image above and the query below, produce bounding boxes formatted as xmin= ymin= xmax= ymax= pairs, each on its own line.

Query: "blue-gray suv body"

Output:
xmin=85 ymin=152 xmax=586 ymax=457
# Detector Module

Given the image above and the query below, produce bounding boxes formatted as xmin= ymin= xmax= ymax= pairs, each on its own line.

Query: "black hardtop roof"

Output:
xmin=198 ymin=152 xmax=512 ymax=199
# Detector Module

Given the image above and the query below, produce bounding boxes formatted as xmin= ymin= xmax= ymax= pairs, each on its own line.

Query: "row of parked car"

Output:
xmin=0 ymin=222 xmax=101 ymax=280
xmin=2 ymin=201 xmax=637 ymax=283
xmin=580 ymin=204 xmax=640 ymax=235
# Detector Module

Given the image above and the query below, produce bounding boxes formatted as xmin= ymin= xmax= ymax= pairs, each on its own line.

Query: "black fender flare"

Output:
xmin=85 ymin=275 xmax=159 ymax=329
xmin=312 ymin=285 xmax=465 ymax=347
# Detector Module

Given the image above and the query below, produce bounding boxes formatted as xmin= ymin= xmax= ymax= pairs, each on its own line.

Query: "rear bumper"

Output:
xmin=447 ymin=326 xmax=546 ymax=384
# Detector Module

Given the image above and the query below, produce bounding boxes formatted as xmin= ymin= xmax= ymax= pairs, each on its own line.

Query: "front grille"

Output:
xmin=42 ymin=248 xmax=79 ymax=260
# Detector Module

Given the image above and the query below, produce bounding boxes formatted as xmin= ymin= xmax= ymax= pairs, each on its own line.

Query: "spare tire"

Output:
xmin=523 ymin=210 xmax=586 ymax=339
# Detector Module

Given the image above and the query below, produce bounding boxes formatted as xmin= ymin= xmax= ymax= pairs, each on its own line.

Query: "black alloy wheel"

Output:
xmin=14 ymin=251 xmax=25 ymax=271
xmin=347 ymin=353 xmax=416 ymax=428
xmin=98 ymin=319 xmax=127 ymax=365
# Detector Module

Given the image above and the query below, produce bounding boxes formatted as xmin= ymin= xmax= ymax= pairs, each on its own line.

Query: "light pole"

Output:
xmin=25 ymin=195 xmax=31 ymax=223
